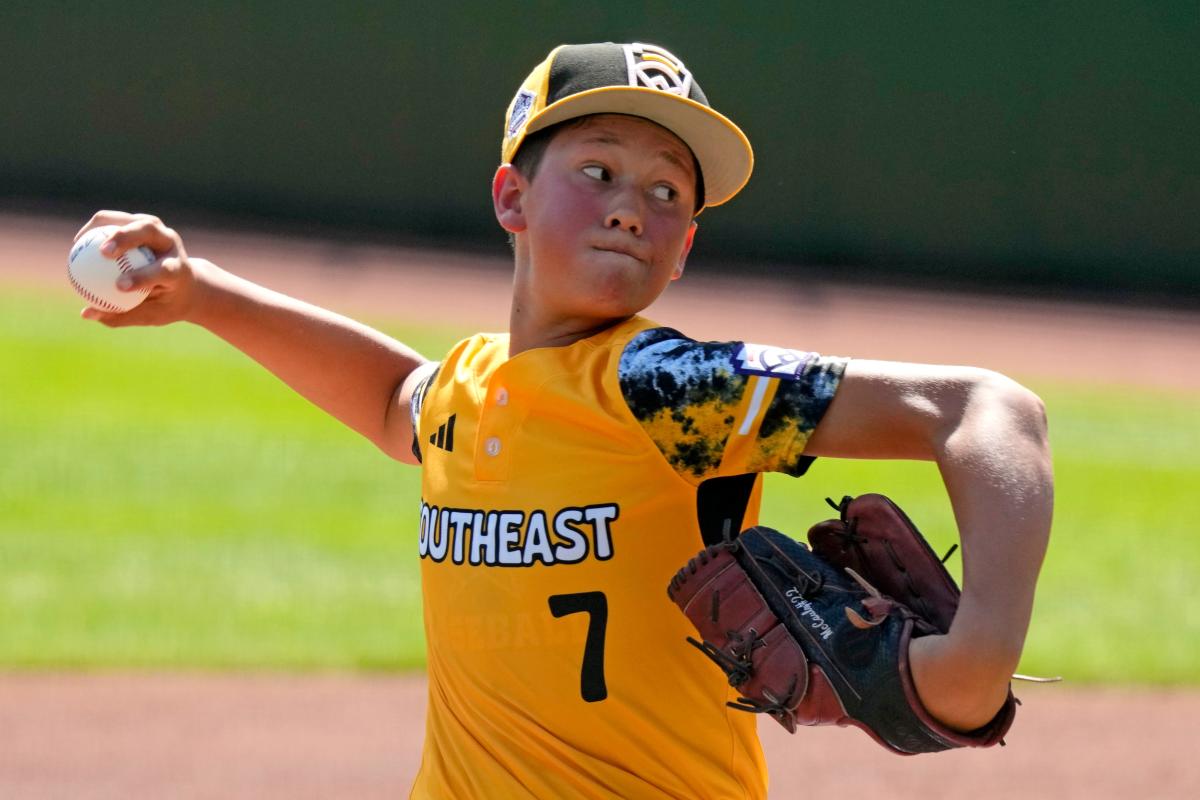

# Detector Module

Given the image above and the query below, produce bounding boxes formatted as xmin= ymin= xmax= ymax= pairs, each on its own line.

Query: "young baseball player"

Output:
xmin=77 ymin=42 xmax=1053 ymax=799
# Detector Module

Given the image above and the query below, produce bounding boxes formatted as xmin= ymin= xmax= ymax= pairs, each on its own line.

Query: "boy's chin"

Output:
xmin=556 ymin=292 xmax=648 ymax=324
xmin=585 ymin=278 xmax=660 ymax=317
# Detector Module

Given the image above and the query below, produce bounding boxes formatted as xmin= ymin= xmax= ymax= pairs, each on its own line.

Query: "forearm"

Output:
xmin=936 ymin=375 xmax=1053 ymax=663
xmin=911 ymin=375 xmax=1053 ymax=728
xmin=187 ymin=260 xmax=426 ymax=453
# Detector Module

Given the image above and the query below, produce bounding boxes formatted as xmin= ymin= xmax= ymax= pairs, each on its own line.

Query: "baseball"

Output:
xmin=67 ymin=225 xmax=155 ymax=312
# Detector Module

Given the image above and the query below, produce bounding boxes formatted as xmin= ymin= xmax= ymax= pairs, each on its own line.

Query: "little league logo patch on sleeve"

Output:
xmin=623 ymin=43 xmax=692 ymax=97
xmin=507 ymin=89 xmax=537 ymax=138
xmin=731 ymin=342 xmax=816 ymax=379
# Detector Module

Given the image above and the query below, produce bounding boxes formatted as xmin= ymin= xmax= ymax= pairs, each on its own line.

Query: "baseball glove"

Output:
xmin=667 ymin=493 xmax=1017 ymax=755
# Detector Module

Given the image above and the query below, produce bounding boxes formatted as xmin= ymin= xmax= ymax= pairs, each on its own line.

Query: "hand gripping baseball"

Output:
xmin=74 ymin=211 xmax=206 ymax=327
xmin=667 ymin=494 xmax=1022 ymax=755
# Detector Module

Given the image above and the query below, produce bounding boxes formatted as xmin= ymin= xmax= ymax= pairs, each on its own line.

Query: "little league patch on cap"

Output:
xmin=501 ymin=42 xmax=754 ymax=209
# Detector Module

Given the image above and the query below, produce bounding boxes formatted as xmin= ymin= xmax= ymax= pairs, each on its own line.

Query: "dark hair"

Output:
xmin=510 ymin=123 xmax=569 ymax=185
xmin=510 ymin=117 xmax=707 ymax=213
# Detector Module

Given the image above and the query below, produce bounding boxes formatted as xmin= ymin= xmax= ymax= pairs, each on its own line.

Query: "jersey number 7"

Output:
xmin=548 ymin=591 xmax=608 ymax=702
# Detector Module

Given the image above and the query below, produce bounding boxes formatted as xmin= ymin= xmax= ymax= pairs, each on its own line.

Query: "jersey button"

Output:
xmin=495 ymin=387 xmax=509 ymax=406
xmin=485 ymin=436 xmax=502 ymax=456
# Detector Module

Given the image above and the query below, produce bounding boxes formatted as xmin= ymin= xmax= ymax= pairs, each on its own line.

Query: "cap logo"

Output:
xmin=507 ymin=89 xmax=537 ymax=138
xmin=623 ymin=43 xmax=692 ymax=97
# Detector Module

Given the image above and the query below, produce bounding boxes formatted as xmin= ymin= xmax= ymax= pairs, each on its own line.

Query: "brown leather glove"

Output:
xmin=667 ymin=494 xmax=1017 ymax=755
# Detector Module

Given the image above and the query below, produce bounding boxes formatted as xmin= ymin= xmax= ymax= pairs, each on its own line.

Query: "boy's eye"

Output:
xmin=652 ymin=184 xmax=677 ymax=202
xmin=582 ymin=165 xmax=610 ymax=181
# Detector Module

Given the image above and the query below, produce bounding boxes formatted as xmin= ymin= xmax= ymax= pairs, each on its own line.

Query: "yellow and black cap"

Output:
xmin=502 ymin=42 xmax=754 ymax=209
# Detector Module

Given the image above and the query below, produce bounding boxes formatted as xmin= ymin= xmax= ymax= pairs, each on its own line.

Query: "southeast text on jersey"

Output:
xmin=418 ymin=502 xmax=620 ymax=567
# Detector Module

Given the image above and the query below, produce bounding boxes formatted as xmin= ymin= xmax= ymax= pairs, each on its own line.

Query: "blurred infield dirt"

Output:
xmin=3 ymin=212 xmax=1199 ymax=798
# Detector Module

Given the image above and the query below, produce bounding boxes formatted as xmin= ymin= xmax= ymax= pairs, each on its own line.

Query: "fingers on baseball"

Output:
xmin=80 ymin=306 xmax=121 ymax=325
xmin=79 ymin=258 xmax=182 ymax=326
xmin=109 ymin=219 xmax=185 ymax=260
xmin=75 ymin=211 xmax=187 ymax=261
xmin=120 ymin=258 xmax=177 ymax=291
xmin=80 ymin=305 xmax=130 ymax=326
xmin=73 ymin=210 xmax=137 ymax=242
xmin=80 ymin=293 xmax=166 ymax=327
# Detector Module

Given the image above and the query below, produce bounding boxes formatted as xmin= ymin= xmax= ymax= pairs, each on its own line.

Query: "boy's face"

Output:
xmin=497 ymin=114 xmax=699 ymax=324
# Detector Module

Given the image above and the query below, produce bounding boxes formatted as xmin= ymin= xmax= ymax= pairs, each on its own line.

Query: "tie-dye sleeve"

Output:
xmin=618 ymin=328 xmax=847 ymax=483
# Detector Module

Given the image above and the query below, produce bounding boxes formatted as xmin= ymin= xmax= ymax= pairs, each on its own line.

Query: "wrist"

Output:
xmin=948 ymin=592 xmax=1030 ymax=670
xmin=908 ymin=633 xmax=1013 ymax=732
xmin=181 ymin=258 xmax=233 ymax=328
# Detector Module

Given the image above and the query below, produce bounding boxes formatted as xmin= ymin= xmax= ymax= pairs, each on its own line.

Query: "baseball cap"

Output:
xmin=501 ymin=42 xmax=754 ymax=209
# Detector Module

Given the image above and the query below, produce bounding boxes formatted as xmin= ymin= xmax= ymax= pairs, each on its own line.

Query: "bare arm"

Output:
xmin=76 ymin=211 xmax=427 ymax=463
xmin=805 ymin=359 xmax=1054 ymax=729
xmin=187 ymin=262 xmax=427 ymax=462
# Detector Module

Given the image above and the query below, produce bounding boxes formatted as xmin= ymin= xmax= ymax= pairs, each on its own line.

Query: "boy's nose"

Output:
xmin=605 ymin=213 xmax=642 ymax=236
xmin=605 ymin=201 xmax=643 ymax=236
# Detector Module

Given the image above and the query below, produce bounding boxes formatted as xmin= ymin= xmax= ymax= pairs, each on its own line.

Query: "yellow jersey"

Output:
xmin=408 ymin=315 xmax=846 ymax=799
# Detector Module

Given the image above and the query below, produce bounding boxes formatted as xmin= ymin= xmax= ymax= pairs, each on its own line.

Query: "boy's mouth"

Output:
xmin=592 ymin=242 xmax=646 ymax=263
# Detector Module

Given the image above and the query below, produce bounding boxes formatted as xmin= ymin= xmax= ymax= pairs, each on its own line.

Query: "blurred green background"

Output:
xmin=2 ymin=3 xmax=1197 ymax=300
xmin=2 ymin=287 xmax=1197 ymax=683
xmin=1 ymin=6 xmax=1197 ymax=686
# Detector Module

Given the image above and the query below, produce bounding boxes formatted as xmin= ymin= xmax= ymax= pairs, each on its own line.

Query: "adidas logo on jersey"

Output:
xmin=429 ymin=414 xmax=456 ymax=452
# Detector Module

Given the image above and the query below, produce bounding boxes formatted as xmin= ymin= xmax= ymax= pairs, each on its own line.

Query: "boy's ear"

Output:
xmin=492 ymin=163 xmax=528 ymax=234
xmin=672 ymin=221 xmax=698 ymax=281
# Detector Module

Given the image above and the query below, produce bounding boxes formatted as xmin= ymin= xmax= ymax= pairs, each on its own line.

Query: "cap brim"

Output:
xmin=524 ymin=86 xmax=753 ymax=208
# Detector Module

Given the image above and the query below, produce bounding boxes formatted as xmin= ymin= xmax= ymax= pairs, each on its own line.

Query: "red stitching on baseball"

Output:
xmin=67 ymin=270 xmax=123 ymax=313
xmin=68 ymin=249 xmax=149 ymax=313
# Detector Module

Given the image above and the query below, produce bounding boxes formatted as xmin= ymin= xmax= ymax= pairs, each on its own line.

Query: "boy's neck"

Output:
xmin=507 ymin=301 xmax=631 ymax=357
xmin=506 ymin=248 xmax=639 ymax=356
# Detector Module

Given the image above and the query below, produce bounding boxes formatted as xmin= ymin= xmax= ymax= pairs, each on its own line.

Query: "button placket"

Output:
xmin=476 ymin=373 xmax=515 ymax=481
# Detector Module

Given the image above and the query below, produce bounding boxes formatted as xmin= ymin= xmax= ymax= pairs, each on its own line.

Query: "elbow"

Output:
xmin=954 ymin=371 xmax=1051 ymax=468
xmin=930 ymin=369 xmax=1047 ymax=445
xmin=986 ymin=374 xmax=1049 ymax=447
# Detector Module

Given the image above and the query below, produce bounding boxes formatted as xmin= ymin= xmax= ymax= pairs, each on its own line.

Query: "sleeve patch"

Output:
xmin=732 ymin=342 xmax=816 ymax=379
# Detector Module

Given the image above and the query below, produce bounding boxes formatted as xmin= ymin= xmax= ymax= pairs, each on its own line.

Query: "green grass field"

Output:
xmin=2 ymin=285 xmax=1197 ymax=683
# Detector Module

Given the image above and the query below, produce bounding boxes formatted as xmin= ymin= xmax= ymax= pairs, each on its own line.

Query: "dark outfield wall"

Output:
xmin=2 ymin=4 xmax=1196 ymax=300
